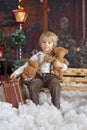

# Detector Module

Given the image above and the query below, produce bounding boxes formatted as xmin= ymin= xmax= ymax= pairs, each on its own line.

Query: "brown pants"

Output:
xmin=27 ymin=73 xmax=61 ymax=109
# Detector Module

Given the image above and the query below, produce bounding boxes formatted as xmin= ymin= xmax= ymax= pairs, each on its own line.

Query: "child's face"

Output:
xmin=40 ymin=36 xmax=54 ymax=53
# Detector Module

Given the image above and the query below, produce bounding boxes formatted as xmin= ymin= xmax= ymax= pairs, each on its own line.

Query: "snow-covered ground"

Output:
xmin=0 ymin=91 xmax=87 ymax=130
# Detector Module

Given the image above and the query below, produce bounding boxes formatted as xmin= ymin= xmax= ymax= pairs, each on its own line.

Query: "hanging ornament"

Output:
xmin=46 ymin=7 xmax=50 ymax=14
xmin=18 ymin=0 xmax=23 ymax=3
xmin=18 ymin=0 xmax=24 ymax=9
xmin=40 ymin=0 xmax=44 ymax=4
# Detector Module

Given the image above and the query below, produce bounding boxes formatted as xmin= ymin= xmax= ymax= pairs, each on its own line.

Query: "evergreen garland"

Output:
xmin=11 ymin=30 xmax=27 ymax=49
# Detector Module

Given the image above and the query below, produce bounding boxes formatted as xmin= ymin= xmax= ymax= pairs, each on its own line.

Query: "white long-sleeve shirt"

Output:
xmin=14 ymin=51 xmax=68 ymax=76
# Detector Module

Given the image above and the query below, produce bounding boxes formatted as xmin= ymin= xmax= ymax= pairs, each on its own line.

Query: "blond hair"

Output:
xmin=39 ymin=31 xmax=58 ymax=47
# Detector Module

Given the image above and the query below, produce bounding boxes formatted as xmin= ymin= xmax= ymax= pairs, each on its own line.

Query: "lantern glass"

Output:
xmin=12 ymin=9 xmax=28 ymax=24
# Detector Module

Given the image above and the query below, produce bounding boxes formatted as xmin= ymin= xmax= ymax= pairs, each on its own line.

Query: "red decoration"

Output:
xmin=46 ymin=7 xmax=50 ymax=14
xmin=0 ymin=46 xmax=4 ymax=58
xmin=40 ymin=0 xmax=44 ymax=4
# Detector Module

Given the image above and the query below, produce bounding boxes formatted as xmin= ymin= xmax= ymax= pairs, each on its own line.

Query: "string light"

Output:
xmin=40 ymin=0 xmax=44 ymax=4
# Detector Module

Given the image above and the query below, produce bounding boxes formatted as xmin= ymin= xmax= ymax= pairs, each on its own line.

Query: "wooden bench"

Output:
xmin=41 ymin=68 xmax=87 ymax=92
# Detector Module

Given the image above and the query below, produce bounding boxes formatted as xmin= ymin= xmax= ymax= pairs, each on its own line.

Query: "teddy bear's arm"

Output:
xmin=46 ymin=56 xmax=55 ymax=63
xmin=36 ymin=69 xmax=42 ymax=76
xmin=63 ymin=58 xmax=70 ymax=65
xmin=22 ymin=73 xmax=29 ymax=79
xmin=53 ymin=69 xmax=63 ymax=80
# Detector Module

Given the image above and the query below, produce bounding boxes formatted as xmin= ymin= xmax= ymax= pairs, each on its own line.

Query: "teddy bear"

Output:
xmin=22 ymin=60 xmax=42 ymax=82
xmin=46 ymin=46 xmax=70 ymax=80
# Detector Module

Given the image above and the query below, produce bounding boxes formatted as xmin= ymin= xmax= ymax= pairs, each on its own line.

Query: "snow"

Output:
xmin=0 ymin=91 xmax=87 ymax=130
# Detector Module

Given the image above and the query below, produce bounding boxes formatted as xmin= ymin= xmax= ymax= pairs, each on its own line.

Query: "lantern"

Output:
xmin=12 ymin=9 xmax=28 ymax=30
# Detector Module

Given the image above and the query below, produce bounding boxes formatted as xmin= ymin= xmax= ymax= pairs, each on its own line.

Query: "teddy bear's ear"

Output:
xmin=65 ymin=49 xmax=68 ymax=54
xmin=53 ymin=47 xmax=58 ymax=54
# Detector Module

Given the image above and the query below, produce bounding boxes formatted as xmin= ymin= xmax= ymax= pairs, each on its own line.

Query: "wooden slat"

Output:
xmin=61 ymin=86 xmax=87 ymax=92
xmin=40 ymin=86 xmax=87 ymax=92
xmin=61 ymin=77 xmax=87 ymax=84
xmin=64 ymin=68 xmax=87 ymax=76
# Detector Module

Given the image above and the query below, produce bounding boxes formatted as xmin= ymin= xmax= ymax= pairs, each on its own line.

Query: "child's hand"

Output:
xmin=10 ymin=72 xmax=16 ymax=79
xmin=54 ymin=60 xmax=64 ymax=68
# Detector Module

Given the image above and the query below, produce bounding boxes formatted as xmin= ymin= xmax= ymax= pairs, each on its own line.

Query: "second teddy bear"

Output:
xmin=22 ymin=60 xmax=42 ymax=82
